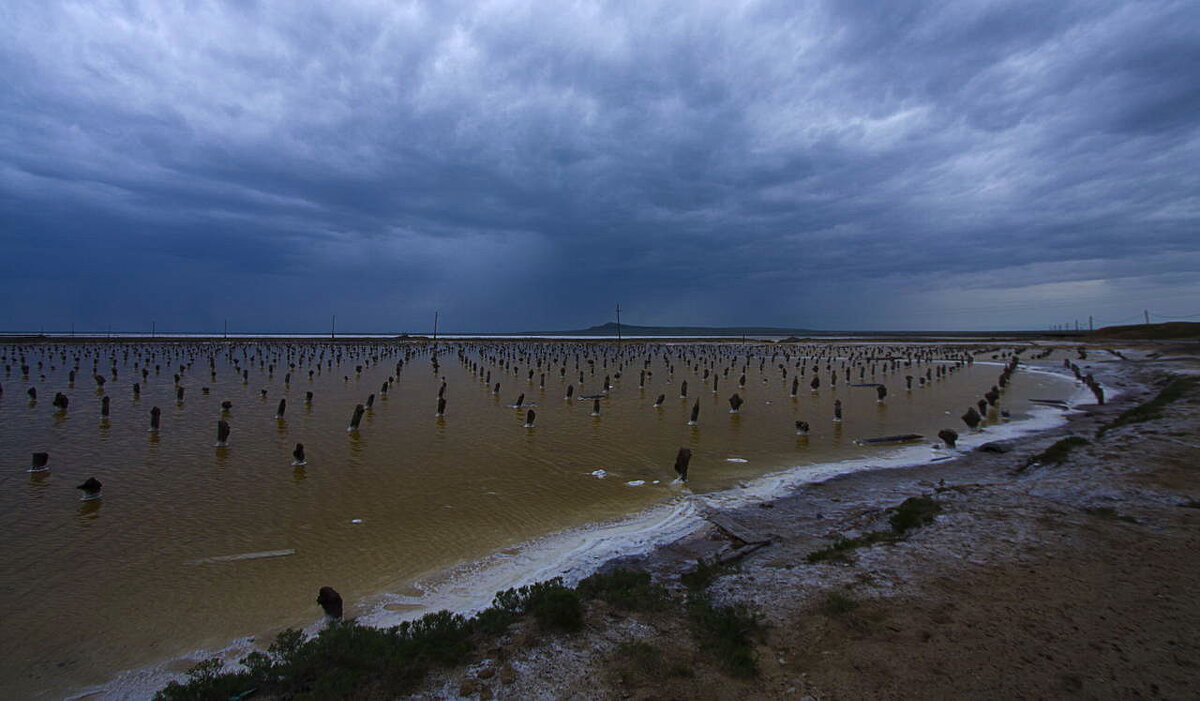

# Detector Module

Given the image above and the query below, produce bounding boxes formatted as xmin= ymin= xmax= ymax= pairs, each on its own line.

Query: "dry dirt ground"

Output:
xmin=415 ymin=355 xmax=1200 ymax=700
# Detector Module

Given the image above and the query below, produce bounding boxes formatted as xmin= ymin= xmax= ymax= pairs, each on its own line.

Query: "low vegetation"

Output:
xmin=805 ymin=531 xmax=899 ymax=564
xmin=821 ymin=591 xmax=860 ymax=616
xmin=889 ymin=496 xmax=942 ymax=533
xmin=1092 ymin=322 xmax=1200 ymax=340
xmin=1083 ymin=506 xmax=1138 ymax=524
xmin=1024 ymin=436 xmax=1090 ymax=469
xmin=686 ymin=596 xmax=762 ymax=678
xmin=156 ymin=612 xmax=477 ymax=701
xmin=578 ymin=567 xmax=669 ymax=612
xmin=155 ymin=566 xmax=760 ymax=700
xmin=614 ymin=640 xmax=694 ymax=679
xmin=1098 ymin=377 xmax=1198 ymax=437
xmin=806 ymin=496 xmax=943 ymax=564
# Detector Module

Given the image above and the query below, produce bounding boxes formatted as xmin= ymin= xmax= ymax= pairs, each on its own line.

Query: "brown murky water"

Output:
xmin=0 ymin=339 xmax=1074 ymax=698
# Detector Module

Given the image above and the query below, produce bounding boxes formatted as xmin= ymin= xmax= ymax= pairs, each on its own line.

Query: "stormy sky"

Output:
xmin=2 ymin=0 xmax=1198 ymax=333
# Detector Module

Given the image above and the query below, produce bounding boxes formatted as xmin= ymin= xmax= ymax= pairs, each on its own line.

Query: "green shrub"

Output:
xmin=530 ymin=585 xmax=584 ymax=632
xmin=489 ymin=578 xmax=583 ymax=632
xmin=155 ymin=612 xmax=476 ymax=701
xmin=154 ymin=658 xmax=254 ymax=701
xmin=472 ymin=606 xmax=519 ymax=636
xmin=681 ymin=558 xmax=736 ymax=591
xmin=578 ymin=568 xmax=668 ymax=612
xmin=889 ymin=497 xmax=942 ymax=533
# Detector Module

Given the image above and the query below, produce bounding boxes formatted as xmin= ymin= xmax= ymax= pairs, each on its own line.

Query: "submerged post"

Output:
xmin=317 ymin=587 xmax=343 ymax=619
xmin=673 ymin=447 xmax=692 ymax=482
xmin=348 ymin=404 xmax=365 ymax=432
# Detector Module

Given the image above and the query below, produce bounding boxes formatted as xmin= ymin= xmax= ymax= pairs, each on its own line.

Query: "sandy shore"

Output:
xmin=407 ymin=349 xmax=1200 ymax=700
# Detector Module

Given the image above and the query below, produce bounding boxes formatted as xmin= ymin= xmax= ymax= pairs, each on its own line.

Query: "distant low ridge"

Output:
xmin=507 ymin=322 xmax=1091 ymax=339
xmin=1093 ymin=322 xmax=1200 ymax=340
xmin=529 ymin=322 xmax=818 ymax=336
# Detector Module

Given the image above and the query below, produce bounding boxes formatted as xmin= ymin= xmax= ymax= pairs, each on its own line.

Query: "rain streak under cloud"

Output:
xmin=1 ymin=0 xmax=1198 ymax=333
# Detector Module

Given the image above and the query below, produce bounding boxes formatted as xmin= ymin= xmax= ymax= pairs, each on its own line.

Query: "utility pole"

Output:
xmin=331 ymin=314 xmax=336 ymax=339
xmin=1144 ymin=309 xmax=1150 ymax=325
xmin=615 ymin=304 xmax=622 ymax=343
xmin=433 ymin=311 xmax=439 ymax=344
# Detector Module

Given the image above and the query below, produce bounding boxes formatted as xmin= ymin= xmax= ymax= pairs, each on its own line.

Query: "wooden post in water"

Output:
xmin=348 ymin=404 xmax=364 ymax=432
xmin=673 ymin=448 xmax=692 ymax=482
xmin=317 ymin=587 xmax=343 ymax=619
xmin=77 ymin=477 xmax=103 ymax=501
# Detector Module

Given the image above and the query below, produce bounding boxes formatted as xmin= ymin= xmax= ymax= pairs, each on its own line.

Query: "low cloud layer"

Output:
xmin=2 ymin=0 xmax=1197 ymax=332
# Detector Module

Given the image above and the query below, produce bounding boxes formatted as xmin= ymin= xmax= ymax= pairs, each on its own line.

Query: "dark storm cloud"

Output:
xmin=1 ymin=0 xmax=1197 ymax=332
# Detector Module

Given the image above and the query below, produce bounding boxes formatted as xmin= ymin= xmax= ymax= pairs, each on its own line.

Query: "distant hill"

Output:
xmin=531 ymin=322 xmax=819 ymax=337
xmin=1093 ymin=322 xmax=1200 ymax=340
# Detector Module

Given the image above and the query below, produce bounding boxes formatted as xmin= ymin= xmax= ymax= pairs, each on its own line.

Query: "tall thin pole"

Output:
xmin=331 ymin=314 xmax=336 ymax=339
xmin=1088 ymin=315 xmax=1093 ymax=332
xmin=615 ymin=304 xmax=622 ymax=343
xmin=224 ymin=319 xmax=228 ymax=339
xmin=1144 ymin=309 xmax=1150 ymax=325
xmin=433 ymin=311 xmax=439 ymax=344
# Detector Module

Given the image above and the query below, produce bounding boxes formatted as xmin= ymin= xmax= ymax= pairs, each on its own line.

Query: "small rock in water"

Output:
xmin=590 ymin=469 xmax=608 ymax=479
xmin=625 ymin=480 xmax=646 ymax=487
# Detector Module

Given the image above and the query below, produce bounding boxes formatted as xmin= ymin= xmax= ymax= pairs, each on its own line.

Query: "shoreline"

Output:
xmin=408 ymin=350 xmax=1200 ymax=699
xmin=85 ymin=358 xmax=1092 ymax=700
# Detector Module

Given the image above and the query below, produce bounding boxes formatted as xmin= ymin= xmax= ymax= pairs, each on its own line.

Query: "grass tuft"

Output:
xmin=681 ymin=558 xmax=737 ymax=591
xmin=821 ymin=591 xmax=860 ymax=616
xmin=1098 ymin=377 xmax=1198 ymax=437
xmin=805 ymin=531 xmax=898 ymax=564
xmin=687 ymin=595 xmax=762 ymax=678
xmin=1083 ymin=506 xmax=1138 ymax=523
xmin=1025 ymin=436 xmax=1089 ymax=468
xmin=888 ymin=496 xmax=942 ymax=533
